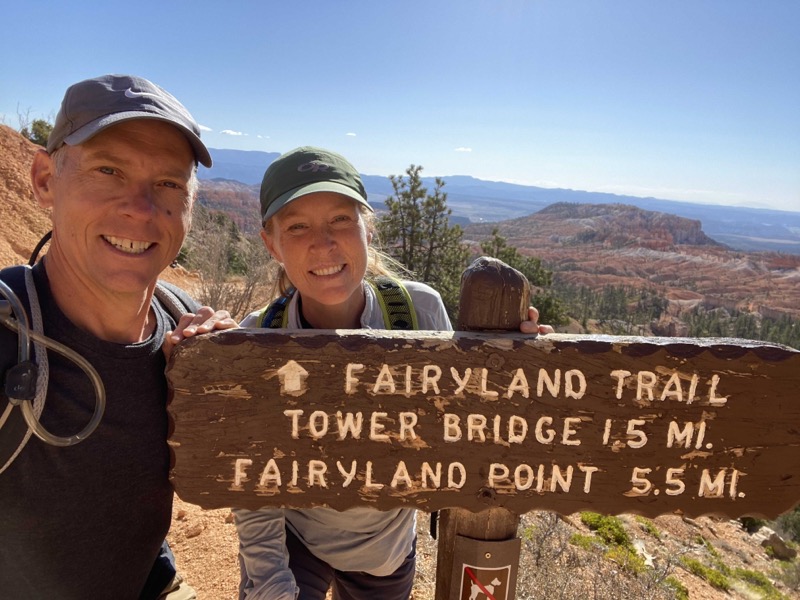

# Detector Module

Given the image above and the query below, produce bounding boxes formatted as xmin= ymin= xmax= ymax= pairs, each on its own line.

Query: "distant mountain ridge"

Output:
xmin=200 ymin=148 xmax=800 ymax=255
xmin=463 ymin=202 xmax=800 ymax=322
xmin=533 ymin=202 xmax=721 ymax=248
xmin=200 ymin=148 xmax=280 ymax=187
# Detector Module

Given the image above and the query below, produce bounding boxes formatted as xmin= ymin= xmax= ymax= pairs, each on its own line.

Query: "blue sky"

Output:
xmin=2 ymin=1 xmax=798 ymax=212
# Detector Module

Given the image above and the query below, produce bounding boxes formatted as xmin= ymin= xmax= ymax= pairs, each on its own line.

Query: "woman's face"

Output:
xmin=262 ymin=191 xmax=372 ymax=324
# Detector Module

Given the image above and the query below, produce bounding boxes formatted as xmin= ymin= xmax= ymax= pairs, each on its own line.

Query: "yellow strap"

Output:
xmin=369 ymin=276 xmax=418 ymax=330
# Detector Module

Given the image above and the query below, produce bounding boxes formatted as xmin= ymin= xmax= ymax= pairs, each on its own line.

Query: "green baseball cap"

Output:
xmin=47 ymin=74 xmax=212 ymax=167
xmin=260 ymin=146 xmax=371 ymax=222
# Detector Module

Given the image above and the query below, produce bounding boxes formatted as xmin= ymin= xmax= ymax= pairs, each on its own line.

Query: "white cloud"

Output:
xmin=198 ymin=124 xmax=212 ymax=132
xmin=346 ymin=132 xmax=357 ymax=137
xmin=257 ymin=135 xmax=270 ymax=139
xmin=221 ymin=129 xmax=245 ymax=136
xmin=454 ymin=147 xmax=472 ymax=152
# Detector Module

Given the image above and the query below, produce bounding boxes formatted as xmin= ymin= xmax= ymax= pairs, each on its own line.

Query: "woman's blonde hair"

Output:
xmin=262 ymin=205 xmax=411 ymax=301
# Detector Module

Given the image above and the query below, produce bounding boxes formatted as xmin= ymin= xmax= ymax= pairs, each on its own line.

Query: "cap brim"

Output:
xmin=63 ymin=111 xmax=213 ymax=167
xmin=263 ymin=181 xmax=372 ymax=221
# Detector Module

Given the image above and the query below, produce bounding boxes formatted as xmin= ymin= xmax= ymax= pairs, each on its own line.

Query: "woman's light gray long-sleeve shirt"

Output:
xmin=235 ymin=280 xmax=452 ymax=600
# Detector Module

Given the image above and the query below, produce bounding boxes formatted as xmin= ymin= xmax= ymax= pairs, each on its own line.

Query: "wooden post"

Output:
xmin=435 ymin=256 xmax=529 ymax=600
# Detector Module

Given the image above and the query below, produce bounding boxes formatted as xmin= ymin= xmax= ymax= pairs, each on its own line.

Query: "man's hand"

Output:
xmin=163 ymin=307 xmax=238 ymax=358
xmin=519 ymin=306 xmax=554 ymax=335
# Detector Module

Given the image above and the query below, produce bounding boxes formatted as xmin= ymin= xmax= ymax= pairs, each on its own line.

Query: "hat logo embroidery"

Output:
xmin=124 ymin=88 xmax=161 ymax=99
xmin=297 ymin=160 xmax=331 ymax=173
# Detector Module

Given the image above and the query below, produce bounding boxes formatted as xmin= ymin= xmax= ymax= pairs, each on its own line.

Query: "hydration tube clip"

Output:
xmin=4 ymin=361 xmax=38 ymax=404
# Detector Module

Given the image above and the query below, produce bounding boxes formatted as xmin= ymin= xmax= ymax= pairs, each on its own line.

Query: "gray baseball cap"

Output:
xmin=47 ymin=74 xmax=212 ymax=167
xmin=260 ymin=146 xmax=371 ymax=222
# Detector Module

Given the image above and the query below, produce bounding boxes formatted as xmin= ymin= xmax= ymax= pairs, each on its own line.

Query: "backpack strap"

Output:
xmin=259 ymin=288 xmax=294 ymax=329
xmin=258 ymin=278 xmax=418 ymax=330
xmin=369 ymin=276 xmax=418 ymax=331
xmin=154 ymin=281 xmax=200 ymax=323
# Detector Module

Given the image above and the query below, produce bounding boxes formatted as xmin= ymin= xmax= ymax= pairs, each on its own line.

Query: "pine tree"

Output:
xmin=20 ymin=118 xmax=53 ymax=147
xmin=377 ymin=165 xmax=470 ymax=317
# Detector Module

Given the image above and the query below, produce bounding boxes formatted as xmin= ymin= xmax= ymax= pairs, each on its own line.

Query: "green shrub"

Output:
xmin=569 ymin=533 xmax=600 ymax=551
xmin=733 ymin=568 xmax=786 ymax=599
xmin=580 ymin=512 xmax=631 ymax=549
xmin=734 ymin=567 xmax=770 ymax=586
xmin=664 ymin=576 xmax=689 ymax=600
xmin=774 ymin=559 xmax=800 ymax=592
xmin=606 ymin=545 xmax=646 ymax=574
xmin=703 ymin=568 xmax=731 ymax=591
xmin=695 ymin=534 xmax=723 ymax=562
xmin=634 ymin=515 xmax=661 ymax=539
xmin=520 ymin=524 xmax=537 ymax=541
xmin=776 ymin=507 xmax=800 ymax=543
xmin=681 ymin=556 xmax=731 ymax=591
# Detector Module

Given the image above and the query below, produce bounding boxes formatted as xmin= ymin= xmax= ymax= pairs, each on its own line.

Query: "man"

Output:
xmin=0 ymin=74 xmax=233 ymax=599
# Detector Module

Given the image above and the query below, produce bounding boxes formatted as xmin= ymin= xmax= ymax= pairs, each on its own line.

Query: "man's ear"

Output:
xmin=30 ymin=149 xmax=57 ymax=209
xmin=260 ymin=228 xmax=282 ymax=262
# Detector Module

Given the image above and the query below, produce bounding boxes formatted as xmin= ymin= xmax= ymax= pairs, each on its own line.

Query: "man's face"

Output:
xmin=38 ymin=120 xmax=195 ymax=297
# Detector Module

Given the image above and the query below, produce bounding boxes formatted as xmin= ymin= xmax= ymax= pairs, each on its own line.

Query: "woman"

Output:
xmin=235 ymin=147 xmax=551 ymax=600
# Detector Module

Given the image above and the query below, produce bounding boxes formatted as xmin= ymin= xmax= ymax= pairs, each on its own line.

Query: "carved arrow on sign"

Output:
xmin=276 ymin=360 xmax=309 ymax=396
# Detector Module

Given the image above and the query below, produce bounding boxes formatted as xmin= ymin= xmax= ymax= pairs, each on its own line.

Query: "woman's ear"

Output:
xmin=260 ymin=228 xmax=282 ymax=262
xmin=31 ymin=149 xmax=57 ymax=209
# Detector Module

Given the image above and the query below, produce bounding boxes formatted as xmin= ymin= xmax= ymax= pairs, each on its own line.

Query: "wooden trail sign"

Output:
xmin=167 ymin=326 xmax=800 ymax=520
xmin=167 ymin=256 xmax=800 ymax=600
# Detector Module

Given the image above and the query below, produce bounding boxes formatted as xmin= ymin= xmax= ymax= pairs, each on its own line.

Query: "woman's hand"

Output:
xmin=520 ymin=306 xmax=554 ymax=335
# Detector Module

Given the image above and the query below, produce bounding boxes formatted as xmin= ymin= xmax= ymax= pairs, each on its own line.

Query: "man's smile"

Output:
xmin=103 ymin=235 xmax=153 ymax=255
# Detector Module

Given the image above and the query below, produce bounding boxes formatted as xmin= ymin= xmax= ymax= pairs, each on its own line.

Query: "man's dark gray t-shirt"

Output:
xmin=0 ymin=263 xmax=192 ymax=599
